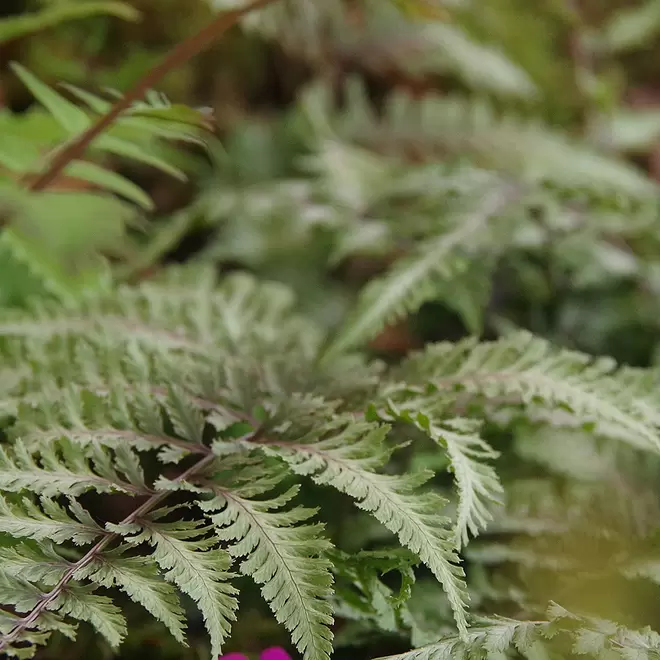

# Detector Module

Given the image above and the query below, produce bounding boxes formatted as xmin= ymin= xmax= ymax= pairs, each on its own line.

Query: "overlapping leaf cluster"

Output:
xmin=0 ymin=265 xmax=659 ymax=659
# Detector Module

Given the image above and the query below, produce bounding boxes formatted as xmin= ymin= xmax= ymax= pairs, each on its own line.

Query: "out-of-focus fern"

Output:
xmin=376 ymin=601 xmax=660 ymax=660
xmin=300 ymin=77 xmax=657 ymax=199
xmin=192 ymin=71 xmax=660 ymax=349
xmin=207 ymin=0 xmax=537 ymax=98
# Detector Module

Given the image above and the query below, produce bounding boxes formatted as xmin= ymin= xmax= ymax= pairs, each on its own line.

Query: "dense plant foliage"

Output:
xmin=4 ymin=1 xmax=660 ymax=660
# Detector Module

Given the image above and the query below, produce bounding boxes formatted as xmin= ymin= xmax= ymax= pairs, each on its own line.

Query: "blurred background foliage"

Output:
xmin=5 ymin=1 xmax=660 ymax=658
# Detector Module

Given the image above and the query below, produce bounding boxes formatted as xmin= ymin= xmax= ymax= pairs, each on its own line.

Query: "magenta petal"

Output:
xmin=219 ymin=654 xmax=250 ymax=660
xmin=260 ymin=647 xmax=292 ymax=660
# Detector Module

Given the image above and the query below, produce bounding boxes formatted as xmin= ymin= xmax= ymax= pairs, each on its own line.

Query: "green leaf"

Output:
xmin=112 ymin=517 xmax=238 ymax=657
xmin=0 ymin=2 xmax=139 ymax=44
xmin=322 ymin=189 xmax=515 ymax=360
xmin=256 ymin=412 xmax=469 ymax=636
xmin=398 ymin=331 xmax=660 ymax=455
xmin=10 ymin=63 xmax=88 ymax=133
xmin=54 ymin=585 xmax=127 ymax=649
xmin=64 ymin=161 xmax=154 ymax=210
xmin=380 ymin=404 xmax=502 ymax=548
xmin=198 ymin=464 xmax=335 ymax=660
xmin=598 ymin=0 xmax=660 ymax=54
xmin=0 ymin=440 xmax=145 ymax=497
xmin=0 ymin=496 xmax=104 ymax=545
xmin=76 ymin=549 xmax=187 ymax=644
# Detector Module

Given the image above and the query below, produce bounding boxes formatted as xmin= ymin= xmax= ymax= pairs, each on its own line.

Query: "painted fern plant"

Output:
xmin=1 ymin=265 xmax=660 ymax=659
xmin=5 ymin=3 xmax=660 ymax=660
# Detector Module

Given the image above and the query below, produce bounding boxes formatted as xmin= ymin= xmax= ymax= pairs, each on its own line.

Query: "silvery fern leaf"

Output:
xmin=398 ymin=331 xmax=660 ymax=454
xmin=0 ymin=573 xmax=127 ymax=650
xmin=194 ymin=463 xmax=335 ymax=660
xmin=255 ymin=415 xmax=469 ymax=636
xmin=75 ymin=549 xmax=187 ymax=644
xmin=52 ymin=584 xmax=127 ymax=649
xmin=301 ymin=78 xmax=658 ymax=200
xmin=0 ymin=439 xmax=148 ymax=497
xmin=375 ymin=603 xmax=660 ymax=660
xmin=111 ymin=515 xmax=238 ymax=657
xmin=322 ymin=185 xmax=520 ymax=359
xmin=0 ymin=495 xmax=104 ymax=545
xmin=377 ymin=402 xmax=503 ymax=548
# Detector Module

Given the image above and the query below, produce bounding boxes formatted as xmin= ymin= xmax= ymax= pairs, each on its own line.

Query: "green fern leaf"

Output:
xmin=256 ymin=413 xmax=469 ymax=636
xmin=302 ymin=79 xmax=658 ymax=200
xmin=0 ymin=608 xmax=76 ymax=659
xmin=64 ymin=161 xmax=154 ymax=210
xmin=197 ymin=464 xmax=335 ymax=660
xmin=0 ymin=495 xmax=104 ymax=545
xmin=398 ymin=331 xmax=660 ymax=454
xmin=379 ymin=402 xmax=503 ymax=548
xmin=54 ymin=584 xmax=127 ymax=649
xmin=321 ymin=186 xmax=518 ymax=359
xmin=0 ymin=542 xmax=72 ymax=586
xmin=112 ymin=515 xmax=238 ymax=657
xmin=0 ymin=440 xmax=148 ymax=497
xmin=76 ymin=548 xmax=187 ymax=644
xmin=374 ymin=603 xmax=660 ymax=659
xmin=0 ymin=2 xmax=139 ymax=44
xmin=0 ymin=573 xmax=127 ymax=650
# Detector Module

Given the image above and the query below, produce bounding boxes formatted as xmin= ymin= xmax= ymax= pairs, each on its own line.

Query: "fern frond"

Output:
xmin=0 ymin=608 xmax=76 ymax=659
xmin=255 ymin=410 xmax=469 ymax=636
xmin=53 ymin=584 xmax=127 ymax=649
xmin=209 ymin=0 xmax=344 ymax=60
xmin=397 ymin=331 xmax=660 ymax=454
xmin=375 ymin=602 xmax=660 ymax=659
xmin=75 ymin=548 xmax=187 ymax=644
xmin=0 ymin=2 xmax=139 ymax=44
xmin=353 ymin=3 xmax=536 ymax=98
xmin=330 ymin=547 xmax=418 ymax=635
xmin=112 ymin=514 xmax=238 ymax=657
xmin=378 ymin=402 xmax=503 ymax=548
xmin=0 ymin=542 xmax=72 ymax=586
xmin=321 ymin=184 xmax=519 ymax=359
xmin=301 ymin=78 xmax=657 ymax=199
xmin=0 ymin=439 xmax=149 ymax=497
xmin=194 ymin=462 xmax=335 ymax=660
xmin=212 ymin=0 xmax=535 ymax=98
xmin=0 ymin=541 xmax=183 ymax=638
xmin=0 ymin=495 xmax=104 ymax=545
xmin=0 ymin=572 xmax=127 ymax=649
xmin=9 ymin=64 xmax=207 ymax=187
xmin=375 ymin=615 xmax=545 ymax=659
xmin=0 ymin=269 xmax=308 ymax=367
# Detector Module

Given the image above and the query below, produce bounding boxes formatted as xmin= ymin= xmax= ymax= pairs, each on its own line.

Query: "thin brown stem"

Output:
xmin=0 ymin=453 xmax=216 ymax=653
xmin=23 ymin=0 xmax=280 ymax=192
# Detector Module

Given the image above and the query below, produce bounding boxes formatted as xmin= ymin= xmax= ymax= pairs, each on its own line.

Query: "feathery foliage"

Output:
xmin=2 ymin=264 xmax=660 ymax=658
xmin=6 ymin=0 xmax=660 ymax=659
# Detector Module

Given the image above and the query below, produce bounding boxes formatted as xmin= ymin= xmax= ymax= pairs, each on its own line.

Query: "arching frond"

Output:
xmin=300 ymin=78 xmax=657 ymax=200
xmin=0 ymin=495 xmax=104 ymax=545
xmin=375 ymin=603 xmax=660 ymax=660
xmin=111 ymin=515 xmax=238 ymax=657
xmin=322 ymin=184 xmax=519 ymax=359
xmin=397 ymin=331 xmax=660 ymax=454
xmin=254 ymin=412 xmax=469 ymax=636
xmin=193 ymin=462 xmax=335 ymax=660
xmin=378 ymin=402 xmax=503 ymax=548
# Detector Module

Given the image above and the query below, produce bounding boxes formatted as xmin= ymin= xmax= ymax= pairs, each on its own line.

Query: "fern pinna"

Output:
xmin=0 ymin=267 xmax=659 ymax=659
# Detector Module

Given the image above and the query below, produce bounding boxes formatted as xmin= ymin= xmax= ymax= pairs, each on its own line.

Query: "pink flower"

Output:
xmin=260 ymin=649 xmax=292 ymax=660
xmin=219 ymin=647 xmax=292 ymax=660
